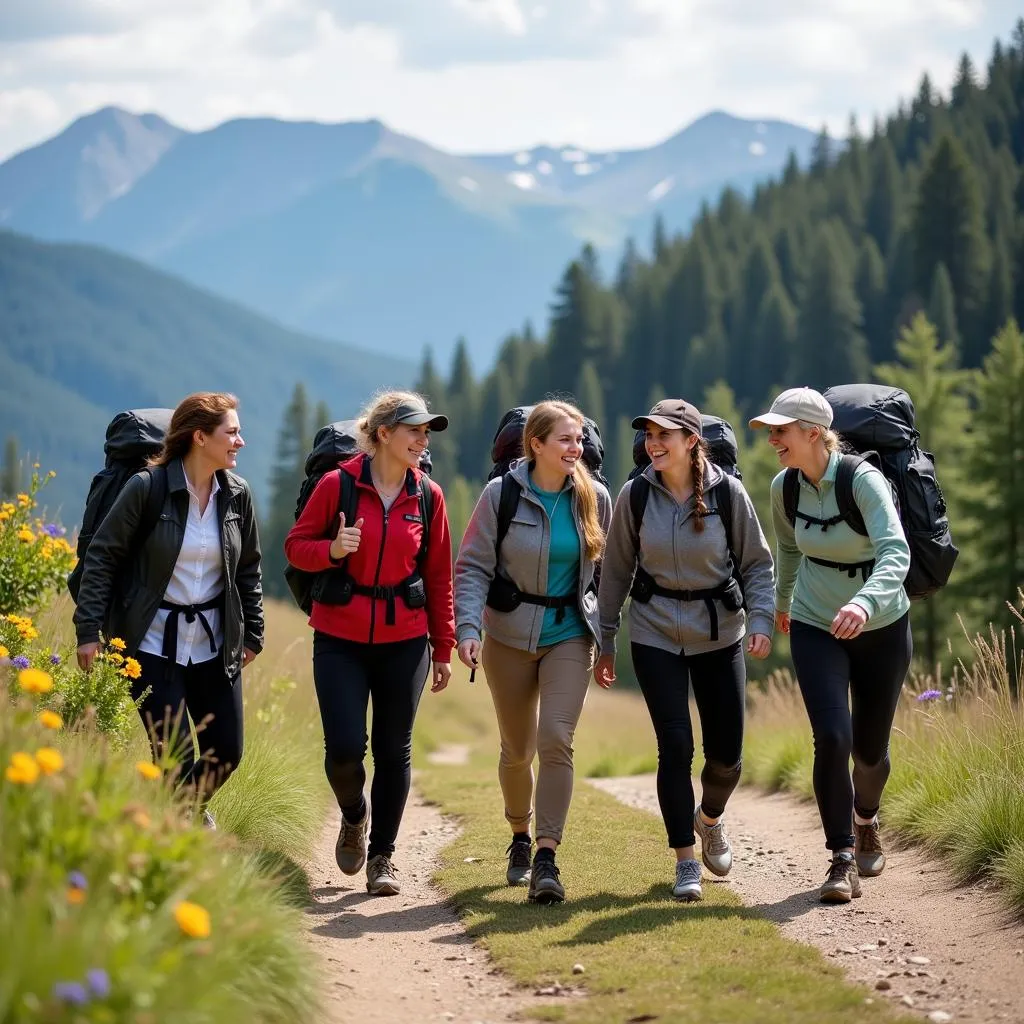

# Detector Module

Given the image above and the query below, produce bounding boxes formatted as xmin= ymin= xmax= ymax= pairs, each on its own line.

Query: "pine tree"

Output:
xmin=856 ymin=237 xmax=889 ymax=363
xmin=652 ymin=215 xmax=670 ymax=265
xmin=749 ymin=284 xmax=798 ymax=407
xmin=865 ymin=138 xmax=901 ymax=257
xmin=810 ymin=126 xmax=833 ymax=178
xmin=662 ymin=239 xmax=722 ymax=388
xmin=951 ymin=53 xmax=978 ymax=108
xmin=447 ymin=339 xmax=480 ymax=479
xmin=547 ymin=257 xmax=604 ymax=390
xmin=415 ymin=347 xmax=447 ymax=408
xmin=262 ymin=383 xmax=312 ymax=598
xmin=610 ymin=415 xmax=636 ymax=490
xmin=1 ymin=436 xmax=20 ymax=499
xmin=311 ymin=400 xmax=331 ymax=434
xmin=986 ymin=228 xmax=1015 ymax=341
xmin=926 ymin=262 xmax=960 ymax=352
xmin=574 ymin=360 xmax=606 ymax=434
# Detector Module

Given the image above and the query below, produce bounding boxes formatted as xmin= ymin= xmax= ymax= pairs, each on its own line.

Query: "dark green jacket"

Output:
xmin=73 ymin=458 xmax=264 ymax=679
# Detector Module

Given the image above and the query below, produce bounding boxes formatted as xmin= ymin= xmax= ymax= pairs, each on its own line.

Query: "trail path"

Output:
xmin=591 ymin=775 xmax=1024 ymax=1024
xmin=302 ymin=752 xmax=536 ymax=1024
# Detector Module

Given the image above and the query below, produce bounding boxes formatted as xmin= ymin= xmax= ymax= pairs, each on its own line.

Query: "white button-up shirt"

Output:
xmin=139 ymin=473 xmax=225 ymax=666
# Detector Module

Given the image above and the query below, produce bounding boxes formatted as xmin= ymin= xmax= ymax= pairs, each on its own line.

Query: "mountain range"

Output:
xmin=0 ymin=107 xmax=816 ymax=368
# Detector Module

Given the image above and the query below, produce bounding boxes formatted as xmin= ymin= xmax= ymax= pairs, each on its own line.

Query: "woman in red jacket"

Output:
xmin=285 ymin=391 xmax=455 ymax=896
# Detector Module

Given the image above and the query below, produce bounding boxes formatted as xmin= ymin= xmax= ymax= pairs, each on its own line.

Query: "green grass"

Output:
xmin=414 ymin=669 xmax=909 ymax=1024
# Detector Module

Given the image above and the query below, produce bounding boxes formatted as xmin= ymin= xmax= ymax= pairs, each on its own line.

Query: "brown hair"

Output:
xmin=356 ymin=389 xmax=428 ymax=455
xmin=523 ymin=401 xmax=605 ymax=561
xmin=798 ymin=420 xmax=842 ymax=453
xmin=688 ymin=434 xmax=711 ymax=533
xmin=149 ymin=392 xmax=238 ymax=467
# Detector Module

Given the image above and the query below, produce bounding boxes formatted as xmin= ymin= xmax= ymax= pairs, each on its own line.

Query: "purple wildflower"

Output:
xmin=50 ymin=653 xmax=62 ymax=666
xmin=86 ymin=968 xmax=111 ymax=998
xmin=42 ymin=523 xmax=66 ymax=538
xmin=917 ymin=689 xmax=942 ymax=702
xmin=52 ymin=982 xmax=89 ymax=1006
xmin=11 ymin=655 xmax=30 ymax=669
xmin=67 ymin=871 xmax=88 ymax=891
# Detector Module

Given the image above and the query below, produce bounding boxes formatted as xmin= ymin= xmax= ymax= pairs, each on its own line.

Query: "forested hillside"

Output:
xmin=395 ymin=21 xmax=1023 ymax=671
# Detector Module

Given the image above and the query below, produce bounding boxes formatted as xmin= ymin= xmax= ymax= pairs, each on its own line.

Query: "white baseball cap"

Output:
xmin=749 ymin=387 xmax=833 ymax=430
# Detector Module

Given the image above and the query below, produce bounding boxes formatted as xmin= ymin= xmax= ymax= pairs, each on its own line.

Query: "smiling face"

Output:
xmin=380 ymin=421 xmax=431 ymax=470
xmin=197 ymin=409 xmax=244 ymax=471
xmin=644 ymin=423 xmax=696 ymax=473
xmin=767 ymin=421 xmax=818 ymax=469
xmin=530 ymin=414 xmax=583 ymax=481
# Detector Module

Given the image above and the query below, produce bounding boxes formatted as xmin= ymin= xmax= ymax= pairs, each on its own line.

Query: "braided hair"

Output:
xmin=689 ymin=434 xmax=711 ymax=533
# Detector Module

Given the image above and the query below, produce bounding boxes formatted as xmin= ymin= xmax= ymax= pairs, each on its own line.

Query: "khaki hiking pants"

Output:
xmin=481 ymin=634 xmax=595 ymax=844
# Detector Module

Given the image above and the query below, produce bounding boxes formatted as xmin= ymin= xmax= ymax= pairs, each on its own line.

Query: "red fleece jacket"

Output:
xmin=284 ymin=454 xmax=455 ymax=661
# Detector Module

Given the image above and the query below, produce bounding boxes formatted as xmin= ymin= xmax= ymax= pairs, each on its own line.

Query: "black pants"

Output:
xmin=133 ymin=649 xmax=243 ymax=798
xmin=312 ymin=632 xmax=430 ymax=860
xmin=631 ymin=641 xmax=745 ymax=849
xmin=790 ymin=613 xmax=913 ymax=851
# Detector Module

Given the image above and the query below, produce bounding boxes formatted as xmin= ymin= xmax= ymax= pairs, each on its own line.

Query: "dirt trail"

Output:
xmin=302 ymin=756 xmax=535 ymax=1024
xmin=591 ymin=775 xmax=1024 ymax=1024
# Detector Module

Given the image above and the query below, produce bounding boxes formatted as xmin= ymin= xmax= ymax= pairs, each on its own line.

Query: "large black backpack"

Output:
xmin=487 ymin=405 xmax=608 ymax=488
xmin=283 ymin=420 xmax=434 ymax=615
xmin=781 ymin=384 xmax=958 ymax=600
xmin=67 ymin=409 xmax=172 ymax=604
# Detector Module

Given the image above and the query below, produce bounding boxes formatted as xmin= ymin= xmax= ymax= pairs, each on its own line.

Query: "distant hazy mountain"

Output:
xmin=0 ymin=230 xmax=412 ymax=516
xmin=0 ymin=108 xmax=815 ymax=367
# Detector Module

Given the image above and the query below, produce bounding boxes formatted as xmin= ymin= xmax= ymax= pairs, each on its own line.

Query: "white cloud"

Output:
xmin=0 ymin=0 xmax=1017 ymax=161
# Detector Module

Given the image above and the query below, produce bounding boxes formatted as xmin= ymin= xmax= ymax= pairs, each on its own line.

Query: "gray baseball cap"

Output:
xmin=389 ymin=397 xmax=449 ymax=431
xmin=749 ymin=387 xmax=833 ymax=430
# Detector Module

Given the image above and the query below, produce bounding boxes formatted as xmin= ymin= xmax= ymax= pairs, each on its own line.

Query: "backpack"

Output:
xmin=283 ymin=420 xmax=434 ymax=615
xmin=67 ymin=409 xmax=172 ymax=604
xmin=629 ymin=414 xmax=742 ymax=482
xmin=781 ymin=384 xmax=958 ymax=600
xmin=487 ymin=405 xmax=609 ymax=487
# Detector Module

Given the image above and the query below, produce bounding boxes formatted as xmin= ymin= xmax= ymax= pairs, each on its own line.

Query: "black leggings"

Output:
xmin=790 ymin=613 xmax=913 ymax=851
xmin=631 ymin=641 xmax=745 ymax=849
xmin=312 ymin=632 xmax=430 ymax=860
xmin=133 ymin=649 xmax=243 ymax=798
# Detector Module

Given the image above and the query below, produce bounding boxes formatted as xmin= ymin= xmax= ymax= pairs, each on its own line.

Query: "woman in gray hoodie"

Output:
xmin=596 ymin=399 xmax=775 ymax=901
xmin=454 ymin=401 xmax=612 ymax=905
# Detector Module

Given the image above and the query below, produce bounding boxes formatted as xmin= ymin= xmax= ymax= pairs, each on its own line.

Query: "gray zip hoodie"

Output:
xmin=454 ymin=459 xmax=613 ymax=654
xmin=598 ymin=463 xmax=775 ymax=656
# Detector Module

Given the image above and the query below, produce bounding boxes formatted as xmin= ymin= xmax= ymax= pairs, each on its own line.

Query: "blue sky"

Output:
xmin=0 ymin=0 xmax=1018 ymax=160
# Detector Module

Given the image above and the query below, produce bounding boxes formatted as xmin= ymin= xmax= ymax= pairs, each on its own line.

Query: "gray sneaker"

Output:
xmin=693 ymin=807 xmax=733 ymax=877
xmin=854 ymin=819 xmax=886 ymax=877
xmin=673 ymin=859 xmax=703 ymax=902
xmin=366 ymin=854 xmax=401 ymax=896
xmin=527 ymin=858 xmax=564 ymax=904
xmin=820 ymin=852 xmax=862 ymax=903
xmin=506 ymin=839 xmax=532 ymax=886
xmin=335 ymin=810 xmax=369 ymax=876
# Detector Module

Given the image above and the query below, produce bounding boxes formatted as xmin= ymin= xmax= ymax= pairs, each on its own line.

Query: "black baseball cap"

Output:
xmin=389 ymin=397 xmax=449 ymax=431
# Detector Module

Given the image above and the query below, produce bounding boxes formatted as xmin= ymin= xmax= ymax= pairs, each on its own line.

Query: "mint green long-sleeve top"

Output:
xmin=770 ymin=452 xmax=910 ymax=632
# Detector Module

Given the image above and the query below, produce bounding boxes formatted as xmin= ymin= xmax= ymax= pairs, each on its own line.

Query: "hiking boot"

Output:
xmin=335 ymin=810 xmax=369 ymax=876
xmin=820 ymin=852 xmax=862 ymax=904
xmin=854 ymin=819 xmax=886 ymax=877
xmin=366 ymin=854 xmax=401 ymax=896
xmin=673 ymin=858 xmax=703 ymax=901
xmin=693 ymin=807 xmax=733 ymax=877
xmin=506 ymin=839 xmax=532 ymax=887
xmin=528 ymin=858 xmax=564 ymax=904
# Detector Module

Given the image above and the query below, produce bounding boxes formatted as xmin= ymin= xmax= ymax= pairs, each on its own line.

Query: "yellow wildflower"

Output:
xmin=0 ymin=645 xmax=8 ymax=659
xmin=35 ymin=747 xmax=64 ymax=775
xmin=17 ymin=493 xmax=30 ymax=508
xmin=16 ymin=527 xmax=34 ymax=543
xmin=19 ymin=625 xmax=39 ymax=641
xmin=66 ymin=886 xmax=86 ymax=905
xmin=18 ymin=668 xmax=54 ymax=694
xmin=107 ymin=653 xmax=124 ymax=666
xmin=108 ymin=637 xmax=127 ymax=652
xmin=5 ymin=752 xmax=40 ymax=784
xmin=136 ymin=761 xmax=162 ymax=781
xmin=174 ymin=901 xmax=212 ymax=939
xmin=48 ymin=470 xmax=56 ymax=478
xmin=121 ymin=658 xmax=142 ymax=680
xmin=0 ymin=509 xmax=10 ymax=522
xmin=38 ymin=710 xmax=63 ymax=730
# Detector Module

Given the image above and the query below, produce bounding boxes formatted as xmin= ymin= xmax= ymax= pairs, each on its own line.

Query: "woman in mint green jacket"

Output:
xmin=751 ymin=387 xmax=911 ymax=907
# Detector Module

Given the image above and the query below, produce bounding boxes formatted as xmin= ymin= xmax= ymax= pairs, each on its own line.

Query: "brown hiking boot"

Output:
xmin=820 ymin=852 xmax=862 ymax=904
xmin=854 ymin=819 xmax=886 ymax=877
xmin=335 ymin=810 xmax=369 ymax=876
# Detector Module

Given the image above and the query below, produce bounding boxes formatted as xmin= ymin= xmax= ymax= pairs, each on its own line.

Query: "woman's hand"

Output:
xmin=242 ymin=647 xmax=258 ymax=667
xmin=76 ymin=642 xmax=101 ymax=672
xmin=457 ymin=639 xmax=480 ymax=670
xmin=594 ymin=653 xmax=616 ymax=689
xmin=831 ymin=603 xmax=868 ymax=640
xmin=775 ymin=610 xmax=791 ymax=635
xmin=329 ymin=512 xmax=364 ymax=561
xmin=431 ymin=661 xmax=452 ymax=693
xmin=746 ymin=633 xmax=772 ymax=659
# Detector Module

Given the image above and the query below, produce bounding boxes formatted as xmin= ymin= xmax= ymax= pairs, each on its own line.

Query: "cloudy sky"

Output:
xmin=0 ymin=0 xmax=1018 ymax=160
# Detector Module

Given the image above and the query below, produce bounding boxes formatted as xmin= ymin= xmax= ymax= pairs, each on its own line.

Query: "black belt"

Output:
xmin=159 ymin=594 xmax=223 ymax=664
xmin=350 ymin=582 xmax=402 ymax=626
xmin=807 ymin=556 xmax=875 ymax=582
xmin=516 ymin=591 xmax=578 ymax=624
xmin=651 ymin=581 xmax=732 ymax=642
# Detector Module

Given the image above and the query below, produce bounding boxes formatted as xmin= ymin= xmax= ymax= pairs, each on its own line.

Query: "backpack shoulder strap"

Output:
xmin=416 ymin=478 xmax=434 ymax=566
xmin=494 ymin=474 xmax=522 ymax=559
xmin=715 ymin=476 xmax=733 ymax=541
xmin=834 ymin=454 xmax=869 ymax=537
xmin=782 ymin=468 xmax=800 ymax=527
xmin=629 ymin=475 xmax=651 ymax=552
xmin=135 ymin=466 xmax=168 ymax=551
xmin=337 ymin=468 xmax=358 ymax=527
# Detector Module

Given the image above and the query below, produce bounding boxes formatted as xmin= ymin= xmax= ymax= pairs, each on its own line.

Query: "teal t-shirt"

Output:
xmin=531 ymin=482 xmax=588 ymax=646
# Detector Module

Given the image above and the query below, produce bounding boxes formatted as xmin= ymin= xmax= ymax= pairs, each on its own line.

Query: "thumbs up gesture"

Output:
xmin=329 ymin=511 xmax=364 ymax=560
